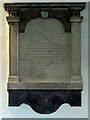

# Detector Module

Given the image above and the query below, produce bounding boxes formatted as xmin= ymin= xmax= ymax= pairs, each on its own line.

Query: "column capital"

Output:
xmin=70 ymin=16 xmax=83 ymax=23
xmin=6 ymin=16 xmax=20 ymax=24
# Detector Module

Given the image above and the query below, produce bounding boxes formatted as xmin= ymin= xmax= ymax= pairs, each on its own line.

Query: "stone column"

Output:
xmin=7 ymin=16 xmax=20 ymax=83
xmin=70 ymin=16 xmax=82 ymax=80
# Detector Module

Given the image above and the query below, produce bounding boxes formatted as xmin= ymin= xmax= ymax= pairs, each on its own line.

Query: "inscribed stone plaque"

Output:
xmin=19 ymin=18 xmax=71 ymax=82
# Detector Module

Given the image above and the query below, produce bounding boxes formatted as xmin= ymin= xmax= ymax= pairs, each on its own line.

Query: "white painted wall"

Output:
xmin=0 ymin=0 xmax=88 ymax=118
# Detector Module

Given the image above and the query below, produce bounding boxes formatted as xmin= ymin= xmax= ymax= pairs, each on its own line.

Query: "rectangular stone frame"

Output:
xmin=4 ymin=3 xmax=85 ymax=90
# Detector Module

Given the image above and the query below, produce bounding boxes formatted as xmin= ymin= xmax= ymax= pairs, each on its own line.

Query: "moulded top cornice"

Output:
xmin=4 ymin=2 xmax=86 ymax=13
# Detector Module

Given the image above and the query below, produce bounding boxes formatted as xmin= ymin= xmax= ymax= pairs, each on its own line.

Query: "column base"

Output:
xmin=8 ymin=76 xmax=20 ymax=83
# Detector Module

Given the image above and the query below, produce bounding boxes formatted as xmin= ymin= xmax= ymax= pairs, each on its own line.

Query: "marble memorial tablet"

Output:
xmin=4 ymin=3 xmax=86 ymax=114
xmin=19 ymin=18 xmax=71 ymax=83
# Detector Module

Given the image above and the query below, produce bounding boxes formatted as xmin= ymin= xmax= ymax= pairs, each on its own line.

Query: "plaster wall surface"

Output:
xmin=0 ymin=0 xmax=88 ymax=118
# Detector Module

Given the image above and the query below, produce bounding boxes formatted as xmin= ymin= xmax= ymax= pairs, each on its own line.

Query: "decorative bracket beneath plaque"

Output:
xmin=4 ymin=2 xmax=86 ymax=114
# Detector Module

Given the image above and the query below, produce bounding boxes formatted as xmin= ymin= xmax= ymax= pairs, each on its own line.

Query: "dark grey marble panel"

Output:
xmin=8 ymin=90 xmax=81 ymax=114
